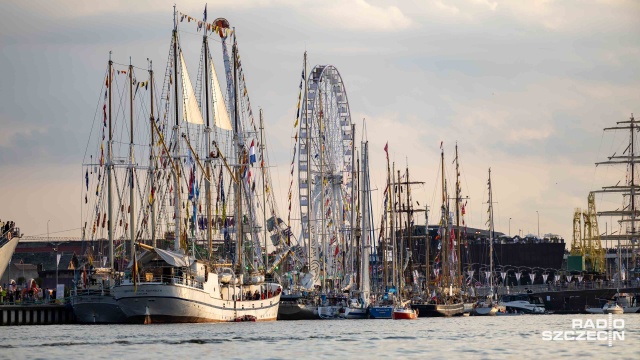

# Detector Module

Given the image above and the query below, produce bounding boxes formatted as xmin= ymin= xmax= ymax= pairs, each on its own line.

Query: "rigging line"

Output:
xmin=28 ymin=228 xmax=82 ymax=237
xmin=459 ymin=162 xmax=473 ymax=226
xmin=82 ymin=67 xmax=109 ymax=165
xmin=111 ymin=61 xmax=150 ymax=72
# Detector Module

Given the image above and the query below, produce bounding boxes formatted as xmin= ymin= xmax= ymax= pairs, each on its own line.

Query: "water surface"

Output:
xmin=2 ymin=314 xmax=638 ymax=359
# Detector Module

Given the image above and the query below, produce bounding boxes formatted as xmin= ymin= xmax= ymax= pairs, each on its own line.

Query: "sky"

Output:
xmin=1 ymin=0 xmax=639 ymax=248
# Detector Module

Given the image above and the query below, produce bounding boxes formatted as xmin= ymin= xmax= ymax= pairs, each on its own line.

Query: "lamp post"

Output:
xmin=536 ymin=211 xmax=540 ymax=238
xmin=509 ymin=218 xmax=511 ymax=237
xmin=54 ymin=245 xmax=59 ymax=289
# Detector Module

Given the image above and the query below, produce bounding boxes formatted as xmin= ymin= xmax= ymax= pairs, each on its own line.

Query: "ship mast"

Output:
xmin=593 ymin=114 xmax=640 ymax=275
xmin=488 ymin=168 xmax=494 ymax=300
xmin=128 ymin=59 xmax=135 ymax=261
xmin=260 ymin=109 xmax=267 ymax=272
xmin=107 ymin=53 xmax=114 ymax=270
xmin=384 ymin=144 xmax=391 ymax=292
xmin=232 ymin=31 xmax=243 ymax=274
xmin=149 ymin=60 xmax=156 ymax=248
xmin=455 ymin=144 xmax=461 ymax=289
xmin=203 ymin=14 xmax=213 ymax=260
xmin=440 ymin=148 xmax=448 ymax=292
xmin=348 ymin=122 xmax=356 ymax=288
xmin=303 ymin=52 xmax=312 ymax=277
xmin=172 ymin=6 xmax=182 ymax=252
xmin=391 ymin=162 xmax=397 ymax=293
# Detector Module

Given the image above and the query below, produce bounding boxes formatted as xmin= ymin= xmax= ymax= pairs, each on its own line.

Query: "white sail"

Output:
xmin=180 ymin=52 xmax=204 ymax=125
xmin=210 ymin=58 xmax=233 ymax=130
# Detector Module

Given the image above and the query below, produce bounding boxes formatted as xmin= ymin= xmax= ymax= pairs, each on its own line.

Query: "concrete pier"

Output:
xmin=1 ymin=304 xmax=76 ymax=325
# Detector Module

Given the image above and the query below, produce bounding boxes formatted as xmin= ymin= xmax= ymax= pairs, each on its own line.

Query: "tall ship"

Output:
xmin=411 ymin=145 xmax=464 ymax=317
xmin=577 ymin=114 xmax=639 ymax=280
xmin=75 ymin=7 xmax=283 ymax=323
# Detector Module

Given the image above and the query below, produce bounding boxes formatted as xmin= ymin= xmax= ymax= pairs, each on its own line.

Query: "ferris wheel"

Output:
xmin=298 ymin=65 xmax=354 ymax=285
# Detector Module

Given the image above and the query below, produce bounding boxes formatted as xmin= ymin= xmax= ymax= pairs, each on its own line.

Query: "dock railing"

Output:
xmin=473 ymin=279 xmax=640 ymax=297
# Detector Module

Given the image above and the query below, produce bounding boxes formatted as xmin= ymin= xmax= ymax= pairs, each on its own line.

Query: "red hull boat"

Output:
xmin=392 ymin=307 xmax=418 ymax=320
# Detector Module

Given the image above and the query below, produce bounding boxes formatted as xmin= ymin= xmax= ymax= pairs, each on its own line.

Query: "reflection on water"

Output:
xmin=3 ymin=314 xmax=639 ymax=359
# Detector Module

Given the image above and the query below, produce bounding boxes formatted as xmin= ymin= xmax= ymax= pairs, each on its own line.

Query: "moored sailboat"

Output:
xmin=471 ymin=168 xmax=505 ymax=316
xmin=112 ymin=7 xmax=281 ymax=323
xmin=412 ymin=146 xmax=464 ymax=317
xmin=71 ymin=53 xmax=129 ymax=324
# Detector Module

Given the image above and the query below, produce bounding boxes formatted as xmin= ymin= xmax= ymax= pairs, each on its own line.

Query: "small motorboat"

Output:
xmin=392 ymin=307 xmax=418 ymax=320
xmin=603 ymin=303 xmax=623 ymax=315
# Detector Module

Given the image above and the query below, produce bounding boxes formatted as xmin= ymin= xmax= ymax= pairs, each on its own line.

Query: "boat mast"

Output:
xmin=232 ymin=31 xmax=243 ymax=274
xmin=631 ymin=116 xmax=635 ymax=259
xmin=425 ymin=204 xmax=429 ymax=299
xmin=384 ymin=143 xmax=391 ymax=292
xmin=405 ymin=166 xmax=411 ymax=297
xmin=440 ymin=149 xmax=448 ymax=291
xmin=107 ymin=52 xmax=114 ymax=270
xmin=172 ymin=6 xmax=182 ymax=252
xmin=348 ymin=122 xmax=356 ymax=287
xmin=260 ymin=109 xmax=267 ymax=272
xmin=355 ymin=153 xmax=360 ymax=292
xmin=488 ymin=168 xmax=494 ymax=299
xmin=361 ymin=140 xmax=370 ymax=302
xmin=203 ymin=18 xmax=213 ymax=260
xmin=455 ymin=144 xmax=461 ymax=289
xmin=128 ymin=59 xmax=135 ymax=261
xmin=391 ymin=162 xmax=397 ymax=293
xmin=303 ymin=52 xmax=312 ymax=277
xmin=397 ymin=168 xmax=403 ymax=298
xmin=594 ymin=114 xmax=640 ymax=276
xmin=149 ymin=60 xmax=156 ymax=248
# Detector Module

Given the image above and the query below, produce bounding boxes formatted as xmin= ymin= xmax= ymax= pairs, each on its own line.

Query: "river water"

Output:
xmin=2 ymin=314 xmax=638 ymax=359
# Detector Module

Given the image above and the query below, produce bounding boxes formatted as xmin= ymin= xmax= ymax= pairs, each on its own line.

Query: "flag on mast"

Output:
xmin=249 ymin=140 xmax=256 ymax=165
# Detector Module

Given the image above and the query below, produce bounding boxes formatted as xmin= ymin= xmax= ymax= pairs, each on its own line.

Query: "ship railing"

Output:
xmin=145 ymin=275 xmax=204 ymax=289
xmin=118 ymin=275 xmax=205 ymax=290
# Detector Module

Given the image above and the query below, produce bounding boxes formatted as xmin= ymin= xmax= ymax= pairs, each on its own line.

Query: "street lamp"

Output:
xmin=509 ymin=218 xmax=512 ymax=237
xmin=536 ymin=211 xmax=540 ymax=238
xmin=54 ymin=245 xmax=59 ymax=290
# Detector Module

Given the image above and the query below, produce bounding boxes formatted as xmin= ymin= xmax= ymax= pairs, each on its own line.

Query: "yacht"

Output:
xmin=500 ymin=294 xmax=546 ymax=314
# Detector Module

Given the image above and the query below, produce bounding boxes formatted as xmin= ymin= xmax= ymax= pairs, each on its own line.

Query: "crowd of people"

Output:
xmin=1 ymin=219 xmax=18 ymax=239
xmin=243 ymin=286 xmax=281 ymax=301
xmin=0 ymin=279 xmax=52 ymax=304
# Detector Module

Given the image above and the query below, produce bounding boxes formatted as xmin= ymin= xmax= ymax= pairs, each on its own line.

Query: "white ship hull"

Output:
xmin=113 ymin=280 xmax=281 ymax=323
xmin=503 ymin=300 xmax=546 ymax=314
xmin=343 ymin=307 xmax=368 ymax=319
xmin=318 ymin=306 xmax=344 ymax=319
xmin=471 ymin=306 xmax=498 ymax=316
